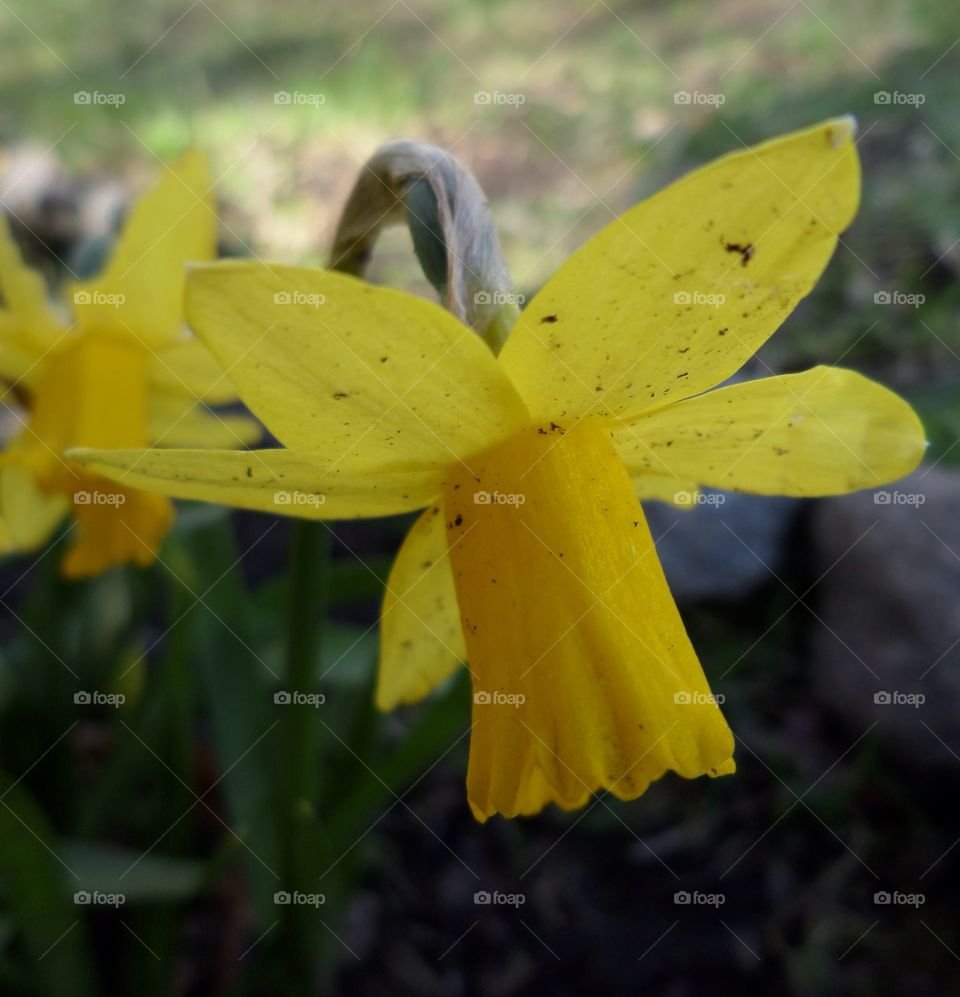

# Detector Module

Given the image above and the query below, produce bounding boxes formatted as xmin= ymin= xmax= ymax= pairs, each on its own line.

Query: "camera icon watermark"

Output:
xmin=73 ymin=290 xmax=125 ymax=308
xmin=873 ymin=290 xmax=924 ymax=308
xmin=74 ymin=90 xmax=126 ymax=106
xmin=874 ymin=890 xmax=924 ymax=907
xmin=873 ymin=690 xmax=925 ymax=708
xmin=673 ymin=490 xmax=726 ymax=507
xmin=274 ymin=490 xmax=326 ymax=507
xmin=74 ymin=690 xmax=126 ymax=707
xmin=273 ymin=890 xmax=325 ymax=906
xmin=474 ymin=889 xmax=525 ymax=907
xmin=473 ymin=90 xmax=526 ymax=106
xmin=673 ymin=890 xmax=725 ymax=907
xmin=473 ymin=690 xmax=525 ymax=708
xmin=873 ymin=90 xmax=925 ymax=106
xmin=74 ymin=890 xmax=125 ymax=907
xmin=673 ymin=90 xmax=725 ymax=106
xmin=273 ymin=690 xmax=325 ymax=707
xmin=474 ymin=490 xmax=526 ymax=507
xmin=273 ymin=290 xmax=325 ymax=307
xmin=674 ymin=291 xmax=725 ymax=308
xmin=73 ymin=491 xmax=126 ymax=507
xmin=274 ymin=91 xmax=325 ymax=106
xmin=674 ymin=690 xmax=725 ymax=706
xmin=473 ymin=290 xmax=525 ymax=306
xmin=873 ymin=490 xmax=925 ymax=507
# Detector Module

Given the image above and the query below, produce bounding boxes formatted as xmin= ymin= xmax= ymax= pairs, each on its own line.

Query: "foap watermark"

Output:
xmin=674 ymin=90 xmax=725 ymax=106
xmin=474 ymin=690 xmax=525 ymax=708
xmin=274 ymin=890 xmax=326 ymax=907
xmin=274 ymin=90 xmax=325 ymax=106
xmin=874 ymin=290 xmax=924 ymax=308
xmin=74 ymin=491 xmax=126 ymax=507
xmin=73 ymin=290 xmax=125 ymax=308
xmin=274 ymin=490 xmax=326 ymax=508
xmin=474 ymin=890 xmax=525 ymax=907
xmin=74 ymin=90 xmax=125 ymax=106
xmin=674 ymin=290 xmax=725 ymax=308
xmin=274 ymin=690 xmax=326 ymax=707
xmin=274 ymin=291 xmax=326 ymax=307
xmin=474 ymin=90 xmax=525 ymax=106
xmin=674 ymin=491 xmax=726 ymax=507
xmin=874 ymin=90 xmax=925 ymax=107
xmin=74 ymin=890 xmax=125 ymax=908
xmin=874 ymin=890 xmax=925 ymax=907
xmin=874 ymin=690 xmax=925 ymax=708
xmin=474 ymin=490 xmax=526 ymax=507
xmin=674 ymin=890 xmax=725 ymax=907
xmin=874 ymin=490 xmax=925 ymax=507
xmin=674 ymin=690 xmax=725 ymax=706
xmin=74 ymin=690 xmax=126 ymax=708
xmin=474 ymin=290 xmax=525 ymax=307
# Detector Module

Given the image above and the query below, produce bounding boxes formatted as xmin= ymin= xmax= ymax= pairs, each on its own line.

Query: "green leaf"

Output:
xmin=326 ymin=669 xmax=470 ymax=850
xmin=168 ymin=522 xmax=283 ymax=925
xmin=0 ymin=773 xmax=95 ymax=997
xmin=57 ymin=843 xmax=205 ymax=904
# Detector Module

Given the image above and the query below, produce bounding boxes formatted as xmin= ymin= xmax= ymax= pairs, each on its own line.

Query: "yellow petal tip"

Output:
xmin=710 ymin=757 xmax=737 ymax=777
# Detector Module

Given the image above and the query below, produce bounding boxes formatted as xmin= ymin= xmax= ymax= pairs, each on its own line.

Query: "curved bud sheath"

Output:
xmin=327 ymin=139 xmax=518 ymax=347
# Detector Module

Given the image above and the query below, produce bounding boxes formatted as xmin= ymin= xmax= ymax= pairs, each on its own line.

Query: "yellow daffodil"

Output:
xmin=0 ymin=152 xmax=260 ymax=576
xmin=72 ymin=119 xmax=924 ymax=819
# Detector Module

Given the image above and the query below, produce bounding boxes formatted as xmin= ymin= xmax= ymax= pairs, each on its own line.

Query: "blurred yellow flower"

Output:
xmin=0 ymin=152 xmax=260 ymax=576
xmin=74 ymin=119 xmax=924 ymax=819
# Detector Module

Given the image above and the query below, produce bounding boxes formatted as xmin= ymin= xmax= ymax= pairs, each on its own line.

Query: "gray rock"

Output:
xmin=0 ymin=143 xmax=78 ymax=258
xmin=809 ymin=465 xmax=960 ymax=767
xmin=643 ymin=491 xmax=802 ymax=602
xmin=0 ymin=142 xmax=129 ymax=273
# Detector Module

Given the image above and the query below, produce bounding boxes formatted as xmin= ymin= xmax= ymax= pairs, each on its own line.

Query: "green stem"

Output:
xmin=279 ymin=519 xmax=330 ymax=986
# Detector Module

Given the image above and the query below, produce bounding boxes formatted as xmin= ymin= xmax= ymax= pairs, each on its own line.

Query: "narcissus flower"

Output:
xmin=0 ymin=152 xmax=260 ymax=576
xmin=74 ymin=119 xmax=924 ymax=819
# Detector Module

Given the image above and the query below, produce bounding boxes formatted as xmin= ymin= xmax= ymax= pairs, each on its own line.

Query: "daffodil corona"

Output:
xmin=0 ymin=153 xmax=260 ymax=576
xmin=74 ymin=119 xmax=925 ymax=819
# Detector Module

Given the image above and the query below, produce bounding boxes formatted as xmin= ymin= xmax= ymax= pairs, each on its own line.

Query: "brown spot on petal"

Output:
xmin=724 ymin=240 xmax=754 ymax=266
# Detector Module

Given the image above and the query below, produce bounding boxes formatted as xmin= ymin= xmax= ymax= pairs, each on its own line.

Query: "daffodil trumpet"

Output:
xmin=72 ymin=119 xmax=925 ymax=819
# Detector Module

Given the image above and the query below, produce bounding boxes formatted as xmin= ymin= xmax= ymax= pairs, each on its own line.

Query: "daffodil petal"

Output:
xmin=442 ymin=419 xmax=734 ymax=821
xmin=149 ymin=338 xmax=240 ymax=404
xmin=0 ymin=463 xmax=68 ymax=550
xmin=0 ymin=325 xmax=43 ymax=388
xmin=613 ymin=366 xmax=926 ymax=496
xmin=631 ymin=474 xmax=700 ymax=507
xmin=376 ymin=504 xmax=466 ymax=710
xmin=184 ymin=261 xmax=530 ymax=461
xmin=500 ymin=118 xmax=860 ymax=422
xmin=0 ymin=216 xmax=64 ymax=383
xmin=148 ymin=394 xmax=262 ymax=449
xmin=69 ymin=446 xmax=444 ymax=519
xmin=71 ymin=151 xmax=215 ymax=347
xmin=0 ymin=515 xmax=13 ymax=554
